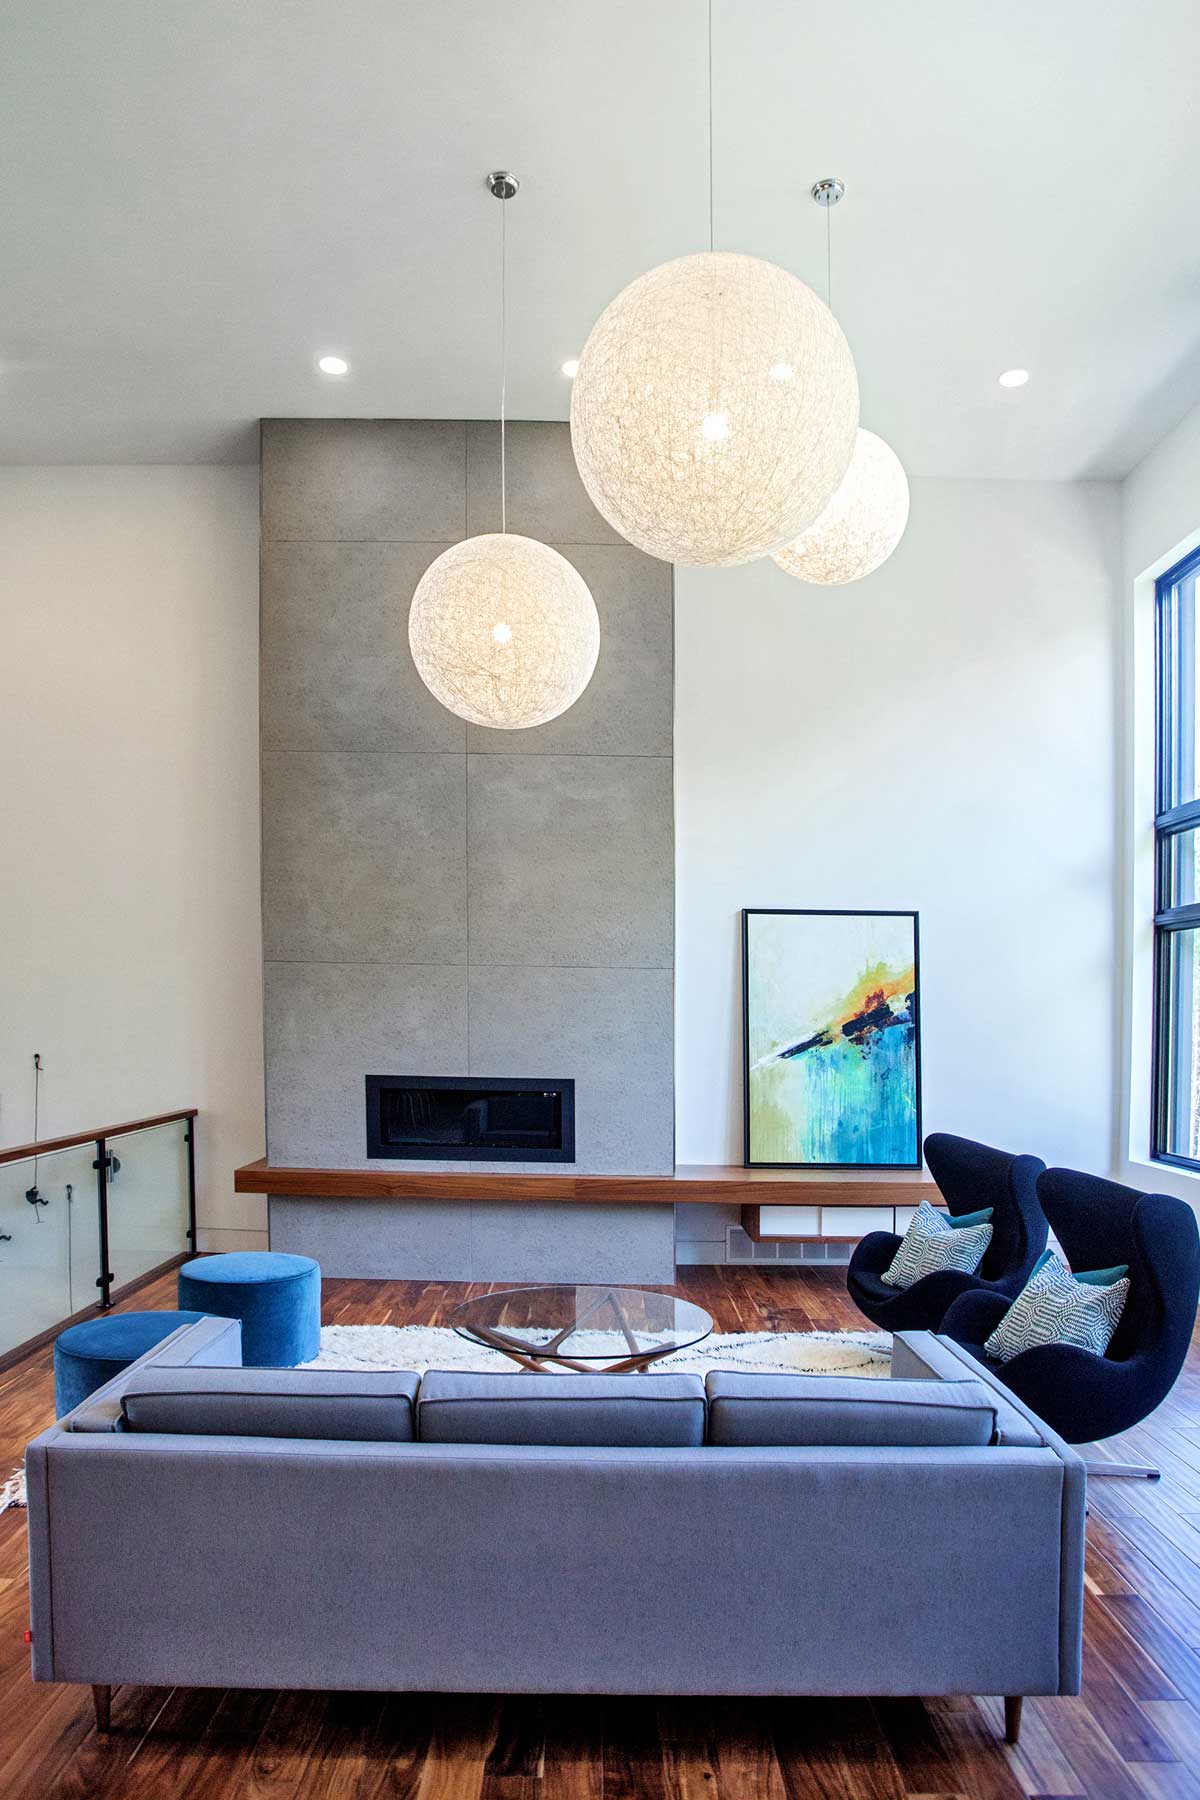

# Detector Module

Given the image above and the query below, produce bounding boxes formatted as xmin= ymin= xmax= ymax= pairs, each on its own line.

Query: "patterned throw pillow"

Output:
xmin=984 ymin=1252 xmax=1130 ymax=1365
xmin=880 ymin=1199 xmax=993 ymax=1289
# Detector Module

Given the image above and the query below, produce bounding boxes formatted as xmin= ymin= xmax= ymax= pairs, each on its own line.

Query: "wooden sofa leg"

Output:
xmin=1004 ymin=1696 xmax=1022 ymax=1744
xmin=92 ymin=1684 xmax=111 ymax=1733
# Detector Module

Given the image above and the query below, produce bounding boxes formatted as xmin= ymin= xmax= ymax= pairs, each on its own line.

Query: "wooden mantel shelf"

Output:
xmin=234 ymin=1159 xmax=937 ymax=1207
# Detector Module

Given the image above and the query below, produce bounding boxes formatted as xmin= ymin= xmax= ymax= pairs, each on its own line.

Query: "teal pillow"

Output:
xmin=949 ymin=1207 xmax=994 ymax=1230
xmin=1028 ymin=1247 xmax=1127 ymax=1285
xmin=1075 ymin=1263 xmax=1129 ymax=1287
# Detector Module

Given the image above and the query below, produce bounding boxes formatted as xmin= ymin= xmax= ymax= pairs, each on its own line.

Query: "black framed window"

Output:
xmin=1154 ymin=543 xmax=1200 ymax=1166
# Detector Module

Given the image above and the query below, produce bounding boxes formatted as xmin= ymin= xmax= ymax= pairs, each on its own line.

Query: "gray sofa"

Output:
xmin=25 ymin=1319 xmax=1084 ymax=1744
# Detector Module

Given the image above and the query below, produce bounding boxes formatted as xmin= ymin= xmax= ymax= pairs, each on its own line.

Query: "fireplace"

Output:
xmin=365 ymin=1075 xmax=575 ymax=1163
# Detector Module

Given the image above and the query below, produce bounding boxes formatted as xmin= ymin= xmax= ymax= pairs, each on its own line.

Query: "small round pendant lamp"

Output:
xmin=410 ymin=533 xmax=598 ymax=729
xmin=570 ymin=250 xmax=858 ymax=567
xmin=773 ymin=428 xmax=910 ymax=585
xmin=409 ymin=173 xmax=600 ymax=730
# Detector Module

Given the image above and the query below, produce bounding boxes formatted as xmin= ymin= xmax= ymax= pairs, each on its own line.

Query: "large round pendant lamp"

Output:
xmin=773 ymin=429 xmax=910 ymax=585
xmin=410 ymin=533 xmax=599 ymax=729
xmin=409 ymin=172 xmax=600 ymax=730
xmin=570 ymin=251 xmax=858 ymax=567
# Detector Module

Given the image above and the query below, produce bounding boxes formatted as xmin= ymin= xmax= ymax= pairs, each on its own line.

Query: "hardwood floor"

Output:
xmin=3 ymin=1263 xmax=1200 ymax=1798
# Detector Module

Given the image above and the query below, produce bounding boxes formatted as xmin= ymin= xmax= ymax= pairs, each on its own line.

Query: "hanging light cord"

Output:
xmin=707 ymin=0 xmax=714 ymax=252
xmin=500 ymin=191 xmax=508 ymax=534
xmin=826 ymin=199 xmax=832 ymax=310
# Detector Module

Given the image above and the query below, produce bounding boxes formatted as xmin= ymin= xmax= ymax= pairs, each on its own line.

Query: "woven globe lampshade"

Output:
xmin=570 ymin=251 xmax=859 ymax=567
xmin=773 ymin=429 xmax=909 ymax=585
xmin=409 ymin=534 xmax=600 ymax=730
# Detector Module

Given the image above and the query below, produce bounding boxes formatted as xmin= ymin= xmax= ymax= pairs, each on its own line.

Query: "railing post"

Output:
xmin=94 ymin=1137 xmax=113 ymax=1310
xmin=184 ymin=1117 xmax=197 ymax=1254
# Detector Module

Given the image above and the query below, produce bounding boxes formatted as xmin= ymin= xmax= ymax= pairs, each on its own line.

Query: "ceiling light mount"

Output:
xmin=811 ymin=178 xmax=845 ymax=208
xmin=487 ymin=170 xmax=520 ymax=200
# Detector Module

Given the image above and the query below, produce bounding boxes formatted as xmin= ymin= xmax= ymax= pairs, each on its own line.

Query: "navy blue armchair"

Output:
xmin=845 ymin=1133 xmax=1048 ymax=1333
xmin=941 ymin=1168 xmax=1200 ymax=1479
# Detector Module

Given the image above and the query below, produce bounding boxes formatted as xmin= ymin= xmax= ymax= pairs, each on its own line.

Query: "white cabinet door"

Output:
xmin=755 ymin=1205 xmax=821 ymax=1238
xmin=820 ymin=1205 xmax=896 ymax=1238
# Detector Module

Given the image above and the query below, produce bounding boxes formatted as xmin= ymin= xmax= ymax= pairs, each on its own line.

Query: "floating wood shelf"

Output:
xmin=234 ymin=1158 xmax=938 ymax=1208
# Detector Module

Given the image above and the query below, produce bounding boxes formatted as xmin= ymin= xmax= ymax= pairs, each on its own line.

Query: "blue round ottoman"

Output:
xmin=177 ymin=1251 xmax=320 ymax=1367
xmin=54 ymin=1310 xmax=207 ymax=1418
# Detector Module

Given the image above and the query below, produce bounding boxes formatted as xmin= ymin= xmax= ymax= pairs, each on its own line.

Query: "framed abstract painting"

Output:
xmin=742 ymin=908 xmax=922 ymax=1168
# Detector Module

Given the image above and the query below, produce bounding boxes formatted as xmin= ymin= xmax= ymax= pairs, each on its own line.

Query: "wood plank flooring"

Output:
xmin=3 ymin=1264 xmax=1200 ymax=1798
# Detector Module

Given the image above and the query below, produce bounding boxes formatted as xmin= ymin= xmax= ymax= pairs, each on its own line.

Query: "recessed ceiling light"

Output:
xmin=561 ymin=358 xmax=580 ymax=379
xmin=317 ymin=354 xmax=349 ymax=376
xmin=998 ymin=368 xmax=1029 ymax=388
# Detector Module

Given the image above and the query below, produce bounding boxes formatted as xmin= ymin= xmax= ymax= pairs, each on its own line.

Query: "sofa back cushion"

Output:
xmin=705 ymin=1373 xmax=997 ymax=1447
xmin=120 ymin=1367 xmax=419 ymax=1441
xmin=417 ymin=1371 xmax=706 ymax=1446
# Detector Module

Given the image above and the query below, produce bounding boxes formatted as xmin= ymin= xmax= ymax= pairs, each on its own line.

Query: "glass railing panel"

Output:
xmin=104 ymin=1119 xmax=191 ymax=1295
xmin=0 ymin=1143 xmax=101 ymax=1358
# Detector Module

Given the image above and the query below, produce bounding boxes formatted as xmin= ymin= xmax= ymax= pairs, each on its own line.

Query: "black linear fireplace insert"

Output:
xmin=365 ymin=1075 xmax=575 ymax=1163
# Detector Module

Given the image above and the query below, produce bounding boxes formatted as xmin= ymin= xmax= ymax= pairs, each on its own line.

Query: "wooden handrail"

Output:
xmin=0 ymin=1107 xmax=198 ymax=1167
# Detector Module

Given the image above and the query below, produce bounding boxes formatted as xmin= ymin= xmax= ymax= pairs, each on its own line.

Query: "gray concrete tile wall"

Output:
xmin=466 ymin=754 xmax=673 ymax=970
xmin=467 ymin=965 xmax=673 ymax=1175
xmin=260 ymin=418 xmax=674 ymax=1221
xmin=268 ymin=1194 xmax=675 ymax=1284
xmin=261 ymin=541 xmax=465 ymax=752
xmin=262 ymin=420 xmax=467 ymax=542
xmin=264 ymin=960 xmax=468 ymax=1169
xmin=262 ymin=751 xmax=467 ymax=964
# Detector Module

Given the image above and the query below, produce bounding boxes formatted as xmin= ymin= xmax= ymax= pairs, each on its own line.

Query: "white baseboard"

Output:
xmin=195 ymin=1227 xmax=270 ymax=1253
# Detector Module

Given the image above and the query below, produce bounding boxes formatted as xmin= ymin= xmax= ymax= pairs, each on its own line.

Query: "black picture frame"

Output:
xmin=741 ymin=907 xmax=922 ymax=1170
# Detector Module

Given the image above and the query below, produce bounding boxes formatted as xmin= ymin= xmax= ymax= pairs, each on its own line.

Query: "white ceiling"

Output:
xmin=2 ymin=0 xmax=1198 ymax=477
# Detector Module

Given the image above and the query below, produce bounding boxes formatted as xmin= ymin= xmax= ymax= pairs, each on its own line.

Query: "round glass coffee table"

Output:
xmin=449 ymin=1284 xmax=713 ymax=1374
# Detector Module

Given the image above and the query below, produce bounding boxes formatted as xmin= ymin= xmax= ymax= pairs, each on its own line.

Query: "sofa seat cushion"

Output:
xmin=417 ymin=1371 xmax=706 ymax=1446
xmin=120 ymin=1366 xmax=419 ymax=1441
xmin=705 ymin=1373 xmax=997 ymax=1447
xmin=889 ymin=1331 xmax=1046 ymax=1446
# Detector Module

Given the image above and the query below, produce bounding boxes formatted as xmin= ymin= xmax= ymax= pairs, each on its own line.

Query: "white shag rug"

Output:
xmin=302 ymin=1323 xmax=891 ymax=1378
xmin=0 ymin=1328 xmax=889 ymax=1515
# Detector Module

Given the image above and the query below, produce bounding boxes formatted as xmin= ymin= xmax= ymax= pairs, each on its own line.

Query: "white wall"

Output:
xmin=0 ymin=467 xmax=265 ymax=1248
xmin=1118 ymin=399 xmax=1200 ymax=1212
xmin=674 ymin=478 xmax=1121 ymax=1251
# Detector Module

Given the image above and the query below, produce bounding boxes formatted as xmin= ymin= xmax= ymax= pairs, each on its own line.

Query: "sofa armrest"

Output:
xmin=65 ymin=1315 xmax=244 ymax=1431
xmin=916 ymin=1333 xmax=1086 ymax=1695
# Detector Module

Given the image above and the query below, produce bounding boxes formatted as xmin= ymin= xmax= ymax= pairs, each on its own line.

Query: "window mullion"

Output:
xmin=1152 ymin=544 xmax=1200 ymax=1168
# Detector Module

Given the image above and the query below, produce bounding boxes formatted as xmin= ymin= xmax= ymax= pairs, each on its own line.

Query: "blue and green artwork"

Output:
xmin=743 ymin=909 xmax=921 ymax=1167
